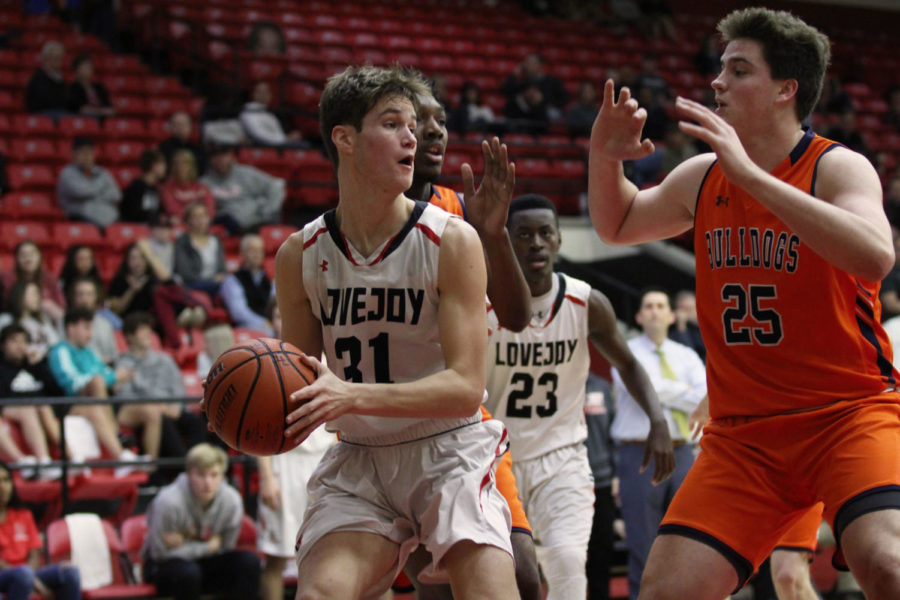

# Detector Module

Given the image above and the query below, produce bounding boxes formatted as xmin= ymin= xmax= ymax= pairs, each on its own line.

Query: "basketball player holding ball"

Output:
xmin=276 ymin=66 xmax=518 ymax=599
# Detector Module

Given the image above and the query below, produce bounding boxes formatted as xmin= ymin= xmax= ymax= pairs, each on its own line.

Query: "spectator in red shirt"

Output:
xmin=0 ymin=461 xmax=81 ymax=599
xmin=160 ymin=149 xmax=215 ymax=226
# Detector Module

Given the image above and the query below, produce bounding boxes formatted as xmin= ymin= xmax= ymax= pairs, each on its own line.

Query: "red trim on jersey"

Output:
xmin=302 ymin=227 xmax=329 ymax=250
xmin=338 ymin=231 xmax=362 ymax=266
xmin=565 ymin=294 xmax=586 ymax=306
xmin=414 ymin=223 xmax=441 ymax=247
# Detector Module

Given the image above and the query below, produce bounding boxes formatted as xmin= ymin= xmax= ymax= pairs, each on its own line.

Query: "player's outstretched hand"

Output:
xmin=642 ymin=419 xmax=676 ymax=485
xmin=591 ymin=79 xmax=655 ymax=162
xmin=675 ymin=96 xmax=757 ymax=187
xmin=462 ymin=136 xmax=516 ymax=237
xmin=689 ymin=395 xmax=710 ymax=441
xmin=284 ymin=354 xmax=354 ymax=445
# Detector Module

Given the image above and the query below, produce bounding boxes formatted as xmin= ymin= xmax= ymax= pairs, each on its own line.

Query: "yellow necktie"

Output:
xmin=656 ymin=347 xmax=691 ymax=440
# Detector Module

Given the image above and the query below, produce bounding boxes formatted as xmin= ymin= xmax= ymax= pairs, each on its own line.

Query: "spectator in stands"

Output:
xmin=447 ymin=81 xmax=497 ymax=135
xmin=159 ymin=111 xmax=205 ymax=173
xmin=239 ymin=81 xmax=304 ymax=148
xmin=142 ymin=443 xmax=261 ymax=600
xmin=57 ymin=136 xmax=122 ymax=229
xmin=886 ymin=173 xmax=900 ymax=228
xmin=634 ymin=53 xmax=671 ymax=105
xmin=566 ymin=80 xmax=600 ymax=138
xmin=67 ymin=53 xmax=114 ymax=118
xmin=107 ymin=242 xmax=168 ymax=323
xmin=584 ymin=373 xmax=617 ymax=600
xmin=659 ymin=124 xmax=699 ymax=176
xmin=108 ymin=312 xmax=186 ymax=470
xmin=173 ymin=202 xmax=226 ymax=303
xmin=817 ymin=74 xmax=853 ymax=116
xmin=0 ymin=324 xmax=63 ymax=481
xmin=115 ymin=312 xmax=205 ymax=455
xmin=1 ymin=241 xmax=65 ymax=323
xmin=694 ymin=35 xmax=721 ymax=78
xmin=66 ymin=276 xmax=118 ymax=365
xmin=25 ymin=40 xmax=68 ymax=116
xmin=640 ymin=0 xmax=679 ymax=42
xmin=247 ymin=21 xmax=286 ymax=56
xmin=885 ymin=86 xmax=900 ymax=132
xmin=58 ymin=243 xmax=104 ymax=305
xmin=160 ymin=149 xmax=216 ymax=225
xmin=429 ymin=72 xmax=451 ymax=109
xmin=501 ymin=53 xmax=568 ymax=121
xmin=504 ymin=82 xmax=550 ymax=135
xmin=669 ymin=289 xmax=705 ymax=361
xmin=0 ymin=461 xmax=82 ymax=599
xmin=825 ymin=108 xmax=871 ymax=159
xmin=121 ymin=149 xmax=167 ymax=224
xmin=200 ymin=145 xmax=284 ymax=234
xmin=630 ymin=121 xmax=700 ymax=187
xmin=0 ymin=281 xmax=61 ymax=363
xmin=220 ymin=234 xmax=273 ymax=335
xmin=48 ymin=308 xmax=149 ymax=476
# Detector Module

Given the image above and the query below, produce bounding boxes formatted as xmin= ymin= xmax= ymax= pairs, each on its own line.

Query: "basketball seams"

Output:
xmin=278 ymin=340 xmax=315 ymax=386
xmin=233 ymin=355 xmax=262 ymax=454
xmin=259 ymin=338 xmax=290 ymax=455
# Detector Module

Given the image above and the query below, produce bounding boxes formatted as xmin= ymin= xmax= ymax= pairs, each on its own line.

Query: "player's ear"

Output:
xmin=775 ymin=79 xmax=799 ymax=105
xmin=332 ymin=125 xmax=353 ymax=156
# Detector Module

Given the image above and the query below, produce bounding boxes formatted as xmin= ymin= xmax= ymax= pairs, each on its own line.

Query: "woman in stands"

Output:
xmin=0 ymin=281 xmax=61 ymax=363
xmin=159 ymin=149 xmax=215 ymax=226
xmin=172 ymin=202 xmax=226 ymax=306
xmin=0 ymin=241 xmax=65 ymax=323
xmin=0 ymin=461 xmax=82 ymax=600
xmin=67 ymin=53 xmax=115 ymax=119
xmin=107 ymin=242 xmax=163 ymax=321
xmin=58 ymin=244 xmax=104 ymax=305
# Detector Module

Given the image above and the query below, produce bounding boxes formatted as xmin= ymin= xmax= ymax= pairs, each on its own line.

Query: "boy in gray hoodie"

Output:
xmin=142 ymin=443 xmax=260 ymax=600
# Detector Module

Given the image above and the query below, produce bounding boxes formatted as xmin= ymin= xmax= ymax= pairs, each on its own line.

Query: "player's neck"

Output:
xmin=335 ymin=195 xmax=414 ymax=257
xmin=739 ymin=117 xmax=805 ymax=172
xmin=406 ymin=178 xmax=435 ymax=203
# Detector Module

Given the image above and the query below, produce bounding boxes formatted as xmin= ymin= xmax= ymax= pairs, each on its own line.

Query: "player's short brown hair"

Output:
xmin=717 ymin=7 xmax=830 ymax=122
xmin=319 ymin=65 xmax=430 ymax=168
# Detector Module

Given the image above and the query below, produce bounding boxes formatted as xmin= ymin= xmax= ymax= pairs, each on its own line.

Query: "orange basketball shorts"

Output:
xmin=660 ymin=395 xmax=900 ymax=582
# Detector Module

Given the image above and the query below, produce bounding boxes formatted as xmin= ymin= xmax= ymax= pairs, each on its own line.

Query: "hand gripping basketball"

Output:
xmin=204 ymin=338 xmax=316 ymax=456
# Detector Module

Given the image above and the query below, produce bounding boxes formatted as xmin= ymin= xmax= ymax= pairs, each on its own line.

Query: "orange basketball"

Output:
xmin=204 ymin=338 xmax=316 ymax=456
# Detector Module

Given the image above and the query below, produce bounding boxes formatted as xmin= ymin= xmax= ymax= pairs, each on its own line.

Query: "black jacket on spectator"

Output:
xmin=67 ymin=80 xmax=112 ymax=114
xmin=0 ymin=356 xmax=64 ymax=400
xmin=121 ymin=178 xmax=162 ymax=224
xmin=234 ymin=269 xmax=272 ymax=319
xmin=26 ymin=69 xmax=67 ymax=113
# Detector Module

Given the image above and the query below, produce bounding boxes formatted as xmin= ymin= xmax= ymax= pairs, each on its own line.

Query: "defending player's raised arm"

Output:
xmin=676 ymin=97 xmax=893 ymax=281
xmin=588 ymin=80 xmax=706 ymax=246
xmin=274 ymin=233 xmax=323 ymax=360
xmin=463 ymin=137 xmax=531 ymax=332
xmin=587 ymin=288 xmax=675 ymax=484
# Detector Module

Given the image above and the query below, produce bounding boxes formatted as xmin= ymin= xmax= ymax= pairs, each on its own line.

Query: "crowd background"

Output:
xmin=0 ymin=0 xmax=897 ymax=598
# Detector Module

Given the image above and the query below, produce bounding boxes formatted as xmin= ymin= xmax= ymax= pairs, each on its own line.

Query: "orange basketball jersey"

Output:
xmin=694 ymin=130 xmax=899 ymax=419
xmin=428 ymin=184 xmax=466 ymax=218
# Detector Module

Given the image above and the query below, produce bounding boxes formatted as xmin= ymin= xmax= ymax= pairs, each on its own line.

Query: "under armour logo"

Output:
xmin=319 ymin=260 xmax=328 ymax=271
xmin=715 ymin=195 xmax=729 ymax=207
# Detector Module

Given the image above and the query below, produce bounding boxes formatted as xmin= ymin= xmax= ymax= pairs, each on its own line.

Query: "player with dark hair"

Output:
xmin=589 ymin=7 xmax=900 ymax=599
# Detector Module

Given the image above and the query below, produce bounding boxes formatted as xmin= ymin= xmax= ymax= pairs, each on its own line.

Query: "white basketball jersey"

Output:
xmin=484 ymin=273 xmax=591 ymax=461
xmin=302 ymin=201 xmax=479 ymax=443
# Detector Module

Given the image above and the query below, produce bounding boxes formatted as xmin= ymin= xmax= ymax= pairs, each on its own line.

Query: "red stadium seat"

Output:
xmin=51 ymin=222 xmax=106 ymax=251
xmin=7 ymin=164 xmax=56 ymax=192
xmin=234 ymin=328 xmax=269 ymax=344
xmin=259 ymin=224 xmax=296 ymax=254
xmin=103 ymin=118 xmax=151 ymax=142
xmin=58 ymin=116 xmax=102 ymax=139
xmin=104 ymin=75 xmax=144 ymax=95
xmin=47 ymin=516 xmax=157 ymax=598
xmin=112 ymin=96 xmax=150 ymax=118
xmin=0 ymin=221 xmax=52 ymax=251
xmin=110 ymin=166 xmax=140 ymax=189
xmin=10 ymin=139 xmax=60 ymax=164
xmin=3 ymin=192 xmax=65 ymax=221
xmin=101 ymin=140 xmax=147 ymax=165
xmin=104 ymin=223 xmax=152 ymax=252
xmin=11 ymin=114 xmax=56 ymax=137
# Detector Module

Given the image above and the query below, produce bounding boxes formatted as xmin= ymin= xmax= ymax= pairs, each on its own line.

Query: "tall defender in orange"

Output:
xmin=589 ymin=7 xmax=900 ymax=600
